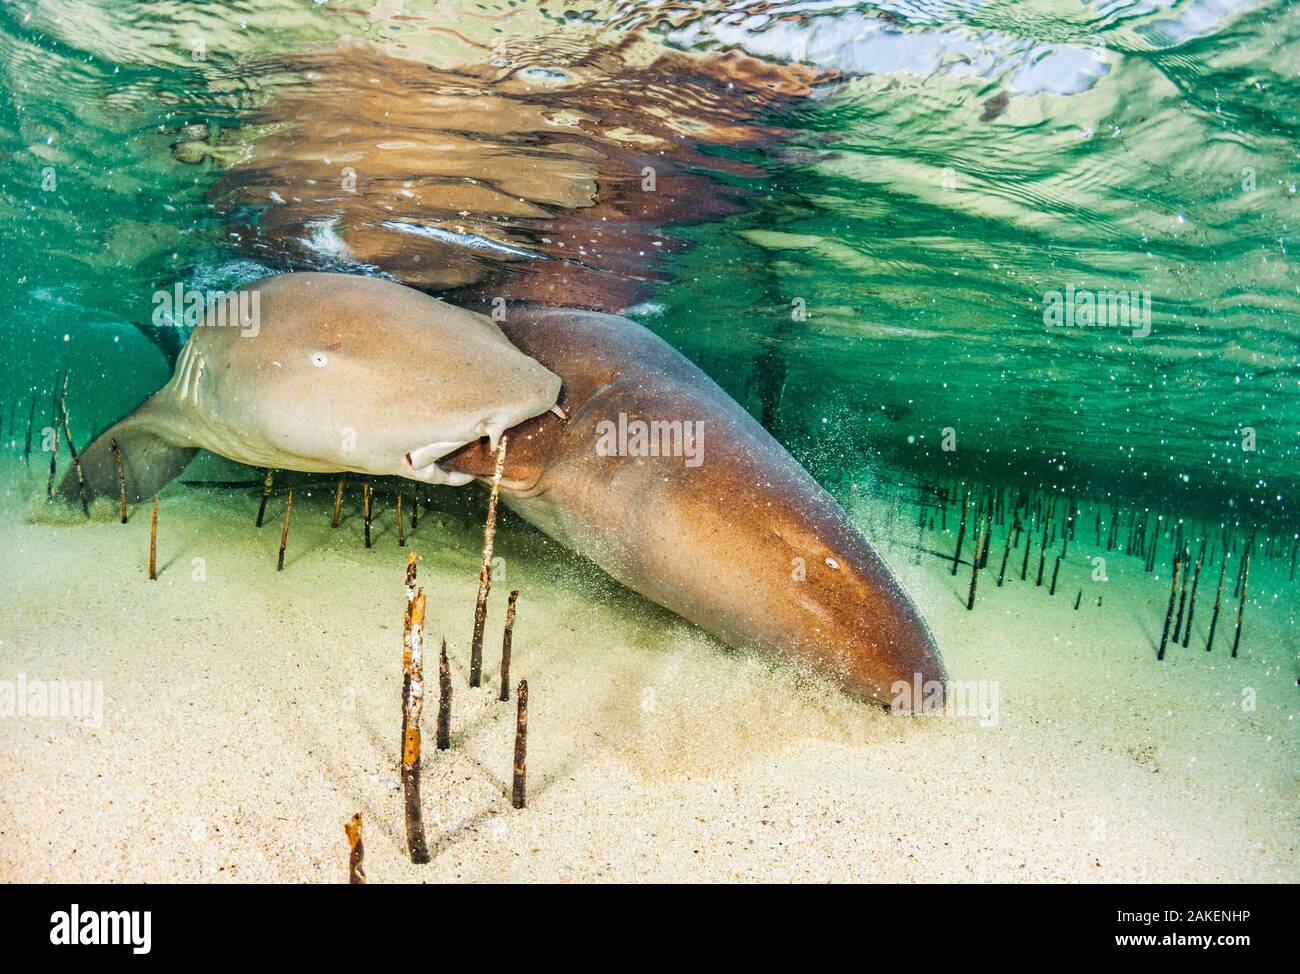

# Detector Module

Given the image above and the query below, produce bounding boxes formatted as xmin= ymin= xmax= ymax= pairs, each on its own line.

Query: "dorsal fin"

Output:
xmin=131 ymin=321 xmax=186 ymax=371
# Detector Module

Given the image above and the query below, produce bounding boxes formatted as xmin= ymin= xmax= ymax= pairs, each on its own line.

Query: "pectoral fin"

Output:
xmin=58 ymin=406 xmax=197 ymax=505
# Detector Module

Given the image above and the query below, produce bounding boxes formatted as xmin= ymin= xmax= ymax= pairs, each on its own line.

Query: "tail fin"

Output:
xmin=58 ymin=404 xmax=197 ymax=505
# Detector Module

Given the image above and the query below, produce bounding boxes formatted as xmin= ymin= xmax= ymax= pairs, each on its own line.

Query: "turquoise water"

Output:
xmin=1 ymin=0 xmax=1297 ymax=525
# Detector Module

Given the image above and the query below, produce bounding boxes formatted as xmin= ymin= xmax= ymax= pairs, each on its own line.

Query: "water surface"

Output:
xmin=2 ymin=0 xmax=1296 ymax=525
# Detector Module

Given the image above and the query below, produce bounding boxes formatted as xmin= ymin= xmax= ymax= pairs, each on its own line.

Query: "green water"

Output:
xmin=1 ymin=0 xmax=1297 ymax=525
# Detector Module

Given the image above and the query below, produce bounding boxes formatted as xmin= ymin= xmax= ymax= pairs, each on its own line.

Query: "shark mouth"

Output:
xmin=402 ymin=414 xmax=511 ymax=484
xmin=404 ymin=441 xmax=475 ymax=486
xmin=403 ymin=405 xmax=564 ymax=486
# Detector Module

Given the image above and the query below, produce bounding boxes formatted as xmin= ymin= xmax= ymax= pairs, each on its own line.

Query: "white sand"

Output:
xmin=0 ymin=454 xmax=1295 ymax=883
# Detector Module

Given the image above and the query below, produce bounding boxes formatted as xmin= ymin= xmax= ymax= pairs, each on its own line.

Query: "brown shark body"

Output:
xmin=441 ymin=306 xmax=944 ymax=705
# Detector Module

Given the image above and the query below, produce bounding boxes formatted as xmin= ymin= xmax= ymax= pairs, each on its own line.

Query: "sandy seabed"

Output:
xmin=0 ymin=454 xmax=1295 ymax=883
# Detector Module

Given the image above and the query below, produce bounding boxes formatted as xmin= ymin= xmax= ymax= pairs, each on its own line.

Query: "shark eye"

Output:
xmin=310 ymin=352 xmax=328 ymax=367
